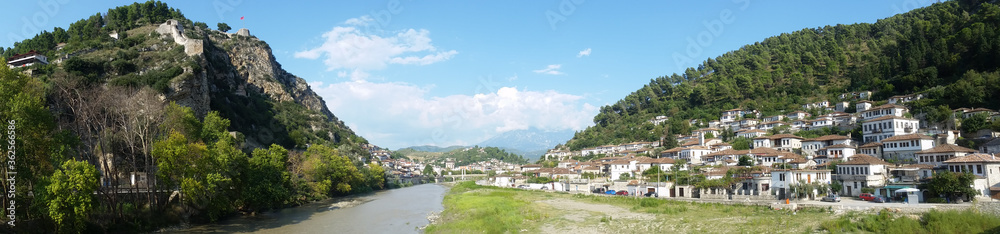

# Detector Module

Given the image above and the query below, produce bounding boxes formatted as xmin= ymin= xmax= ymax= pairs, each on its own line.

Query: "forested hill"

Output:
xmin=566 ymin=1 xmax=1000 ymax=150
xmin=0 ymin=1 xmax=385 ymax=232
xmin=432 ymin=146 xmax=529 ymax=166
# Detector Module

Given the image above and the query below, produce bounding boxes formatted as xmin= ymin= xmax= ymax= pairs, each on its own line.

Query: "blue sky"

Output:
xmin=2 ymin=0 xmax=937 ymax=149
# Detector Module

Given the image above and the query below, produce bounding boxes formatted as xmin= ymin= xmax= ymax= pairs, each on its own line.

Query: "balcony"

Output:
xmin=835 ymin=174 xmax=873 ymax=181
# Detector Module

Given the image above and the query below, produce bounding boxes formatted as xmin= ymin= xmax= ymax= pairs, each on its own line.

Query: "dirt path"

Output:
xmin=535 ymin=198 xmax=655 ymax=234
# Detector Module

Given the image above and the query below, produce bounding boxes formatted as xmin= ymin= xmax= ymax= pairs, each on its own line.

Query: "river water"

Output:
xmin=167 ymin=184 xmax=448 ymax=233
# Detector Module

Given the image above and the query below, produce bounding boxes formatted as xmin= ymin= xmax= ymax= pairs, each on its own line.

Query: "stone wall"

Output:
xmin=976 ymin=201 xmax=1000 ymax=217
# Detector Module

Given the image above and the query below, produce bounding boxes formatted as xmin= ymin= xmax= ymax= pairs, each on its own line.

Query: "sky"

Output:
xmin=1 ymin=0 xmax=938 ymax=149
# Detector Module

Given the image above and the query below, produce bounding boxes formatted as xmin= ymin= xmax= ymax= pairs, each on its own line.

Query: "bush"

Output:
xmin=926 ymin=197 xmax=947 ymax=203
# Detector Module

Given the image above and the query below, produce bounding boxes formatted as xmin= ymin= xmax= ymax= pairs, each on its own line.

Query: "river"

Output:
xmin=167 ymin=183 xmax=448 ymax=233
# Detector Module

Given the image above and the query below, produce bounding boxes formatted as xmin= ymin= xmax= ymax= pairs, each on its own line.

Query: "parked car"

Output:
xmin=592 ymin=188 xmax=607 ymax=194
xmin=872 ymin=196 xmax=886 ymax=203
xmin=540 ymin=186 xmax=549 ymax=190
xmin=644 ymin=191 xmax=658 ymax=197
xmin=859 ymin=193 xmax=876 ymax=201
xmin=821 ymin=194 xmax=841 ymax=202
xmin=616 ymin=190 xmax=628 ymax=196
xmin=517 ymin=185 xmax=528 ymax=189
xmin=605 ymin=190 xmax=616 ymax=195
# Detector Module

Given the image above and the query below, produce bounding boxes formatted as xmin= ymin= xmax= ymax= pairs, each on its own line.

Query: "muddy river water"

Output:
xmin=167 ymin=183 xmax=448 ymax=233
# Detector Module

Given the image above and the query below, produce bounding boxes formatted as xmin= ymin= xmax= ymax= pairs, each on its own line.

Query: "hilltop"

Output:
xmin=0 ymin=1 xmax=384 ymax=232
xmin=565 ymin=1 xmax=1000 ymax=150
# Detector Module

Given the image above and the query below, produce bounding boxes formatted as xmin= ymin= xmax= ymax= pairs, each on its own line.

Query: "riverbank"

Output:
xmin=162 ymin=183 xmax=448 ymax=233
xmin=426 ymin=182 xmax=1000 ymax=233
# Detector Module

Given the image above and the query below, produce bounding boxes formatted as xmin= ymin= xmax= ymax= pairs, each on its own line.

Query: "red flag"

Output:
xmin=240 ymin=16 xmax=244 ymax=20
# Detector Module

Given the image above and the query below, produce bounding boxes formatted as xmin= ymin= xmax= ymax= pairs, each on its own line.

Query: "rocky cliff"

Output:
xmin=151 ymin=20 xmax=359 ymax=148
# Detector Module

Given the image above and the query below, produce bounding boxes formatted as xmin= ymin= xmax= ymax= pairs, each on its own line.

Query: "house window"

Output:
xmin=977 ymin=165 xmax=983 ymax=174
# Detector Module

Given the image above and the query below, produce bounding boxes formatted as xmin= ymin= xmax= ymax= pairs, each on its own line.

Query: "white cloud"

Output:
xmin=309 ymin=81 xmax=597 ymax=149
xmin=577 ymin=48 xmax=591 ymax=57
xmin=533 ymin=64 xmax=564 ymax=75
xmin=343 ymin=15 xmax=374 ymax=26
xmin=294 ymin=24 xmax=457 ymax=77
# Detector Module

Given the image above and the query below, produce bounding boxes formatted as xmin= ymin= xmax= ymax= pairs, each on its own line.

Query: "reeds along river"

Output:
xmin=167 ymin=184 xmax=448 ymax=233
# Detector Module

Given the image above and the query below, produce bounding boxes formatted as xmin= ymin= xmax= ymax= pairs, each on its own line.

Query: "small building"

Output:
xmin=6 ymin=50 xmax=49 ymax=68
xmin=835 ymin=154 xmax=891 ymax=196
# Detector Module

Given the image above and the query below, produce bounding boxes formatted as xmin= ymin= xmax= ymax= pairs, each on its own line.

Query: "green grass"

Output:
xmin=429 ymin=183 xmax=999 ymax=234
xmin=425 ymin=182 xmax=547 ymax=233
xmin=821 ymin=209 xmax=1000 ymax=234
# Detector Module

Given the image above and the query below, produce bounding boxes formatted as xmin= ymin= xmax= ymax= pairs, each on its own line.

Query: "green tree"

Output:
xmin=244 ymin=144 xmax=291 ymax=211
xmin=737 ymin=155 xmax=754 ymax=166
xmin=961 ymin=113 xmax=990 ymax=133
xmin=217 ymin=22 xmax=231 ymax=32
xmin=46 ymin=160 xmax=99 ymax=234
xmin=925 ymin=170 xmax=978 ymax=201
xmin=731 ymin=137 xmax=752 ymax=150
xmin=642 ymin=167 xmax=668 ymax=181
xmin=830 ymin=180 xmax=843 ymax=195
xmin=423 ymin=164 xmax=436 ymax=176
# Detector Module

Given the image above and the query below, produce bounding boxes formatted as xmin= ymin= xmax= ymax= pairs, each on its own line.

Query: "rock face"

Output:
xmin=155 ymin=19 xmax=204 ymax=56
xmin=236 ymin=28 xmax=250 ymax=37
xmin=149 ymin=19 xmax=356 ymax=148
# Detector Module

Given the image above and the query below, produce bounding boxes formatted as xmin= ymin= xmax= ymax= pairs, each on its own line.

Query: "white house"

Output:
xmin=801 ymin=135 xmax=853 ymax=157
xmin=6 ymin=50 xmax=49 ymax=68
xmin=880 ymin=134 xmax=935 ymax=163
xmin=649 ymin=115 xmax=669 ymax=125
xmin=859 ymin=142 xmax=883 ymax=158
xmin=806 ymin=118 xmax=834 ymax=130
xmin=835 ymin=154 xmax=891 ymax=196
xmin=737 ymin=129 xmax=767 ymax=139
xmin=814 ymin=144 xmax=856 ymax=165
xmin=856 ymin=101 xmax=874 ymax=112
xmin=915 ymin=144 xmax=977 ymax=168
xmin=942 ymin=153 xmax=1000 ymax=199
xmin=678 ymin=146 xmax=713 ymax=165
xmin=860 ymin=104 xmax=908 ymax=121
xmin=862 ymin=115 xmax=919 ymax=143
xmin=609 ymin=159 xmax=635 ymax=180
xmin=786 ymin=111 xmax=810 ymax=120
xmin=888 ymin=94 xmax=923 ymax=104
xmin=771 ymin=169 xmax=833 ymax=199
xmin=752 ymin=134 xmax=803 ymax=151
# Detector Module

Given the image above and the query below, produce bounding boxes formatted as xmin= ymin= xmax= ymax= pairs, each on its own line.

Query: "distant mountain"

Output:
xmin=397 ymin=145 xmax=467 ymax=152
xmin=477 ymin=128 xmax=575 ymax=161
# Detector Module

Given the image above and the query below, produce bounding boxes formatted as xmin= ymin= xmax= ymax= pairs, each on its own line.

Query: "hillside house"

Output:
xmin=860 ymin=104 xmax=908 ymax=121
xmin=915 ymin=144 xmax=977 ymax=168
xmin=772 ymin=169 xmax=832 ymax=199
xmin=835 ymin=154 xmax=891 ymax=196
xmin=801 ymin=135 xmax=852 ymax=157
xmin=888 ymin=94 xmax=923 ymax=104
xmin=786 ymin=111 xmax=810 ymax=120
xmin=859 ymin=142 xmax=884 ymax=158
xmin=862 ymin=115 xmax=920 ymax=143
xmin=814 ymin=144 xmax=856 ymax=164
xmin=880 ymin=134 xmax=935 ymax=163
xmin=6 ymin=50 xmax=49 ymax=68
xmin=752 ymin=134 xmax=803 ymax=151
xmin=856 ymin=101 xmax=874 ymax=112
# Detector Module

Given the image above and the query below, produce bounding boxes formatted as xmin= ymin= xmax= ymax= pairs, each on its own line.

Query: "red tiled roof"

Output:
xmin=916 ymin=144 xmax=976 ymax=154
xmin=803 ymin=135 xmax=850 ymax=142
xmin=881 ymin=134 xmax=933 ymax=142
xmin=838 ymin=154 xmax=890 ymax=165
xmin=943 ymin=153 xmax=1000 ymax=163
xmin=866 ymin=115 xmax=916 ymax=122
